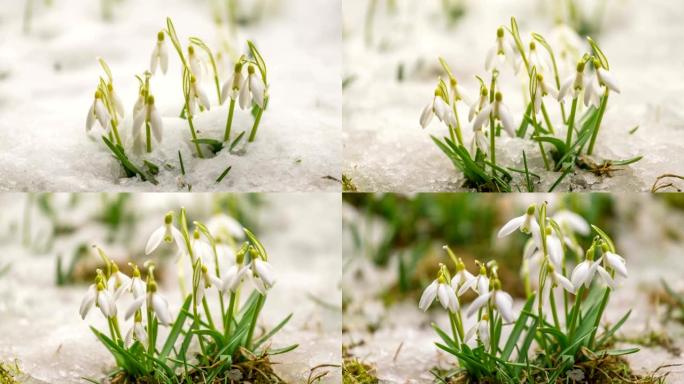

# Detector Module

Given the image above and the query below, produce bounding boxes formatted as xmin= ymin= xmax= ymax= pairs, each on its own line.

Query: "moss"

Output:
xmin=0 ymin=361 xmax=21 ymax=384
xmin=342 ymin=174 xmax=358 ymax=192
xmin=342 ymin=358 xmax=377 ymax=384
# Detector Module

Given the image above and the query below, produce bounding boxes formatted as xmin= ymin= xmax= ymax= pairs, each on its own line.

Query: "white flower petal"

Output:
xmin=145 ymin=226 xmax=166 ymax=255
xmin=125 ymin=296 xmax=146 ymax=320
xmin=152 ymin=293 xmax=172 ymax=325
xmin=466 ymin=292 xmax=492 ymax=318
xmin=497 ymin=215 xmax=525 ymax=238
xmin=495 ymin=291 xmax=515 ymax=323
xmin=418 ymin=280 xmax=438 ymax=311
xmin=79 ymin=284 xmax=97 ymax=319
xmin=597 ymin=68 xmax=620 ymax=93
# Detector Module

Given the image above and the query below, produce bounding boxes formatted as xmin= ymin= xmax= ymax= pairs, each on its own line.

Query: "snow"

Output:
xmin=0 ymin=0 xmax=341 ymax=192
xmin=342 ymin=0 xmax=684 ymax=192
xmin=342 ymin=195 xmax=684 ymax=383
xmin=0 ymin=193 xmax=342 ymax=383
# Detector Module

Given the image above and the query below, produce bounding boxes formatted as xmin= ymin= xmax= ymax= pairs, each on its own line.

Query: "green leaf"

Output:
xmin=501 ymin=295 xmax=536 ymax=360
xmin=266 ymin=344 xmax=298 ymax=355
xmin=591 ymin=224 xmax=616 ymax=252
xmin=253 ymin=313 xmax=293 ymax=350
xmin=216 ymin=165 xmax=232 ymax=183
xmin=160 ymin=295 xmax=193 ymax=360
xmin=192 ymin=138 xmax=224 ymax=153
xmin=247 ymin=40 xmax=267 ymax=83
xmin=605 ymin=347 xmax=639 ymax=356
xmin=431 ymin=323 xmax=458 ymax=350
xmin=230 ymin=131 xmax=246 ymax=151
xmin=244 ymin=228 xmax=267 ymax=259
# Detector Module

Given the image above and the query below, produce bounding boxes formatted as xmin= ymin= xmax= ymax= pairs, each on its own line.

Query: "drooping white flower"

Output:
xmin=604 ymin=251 xmax=628 ymax=278
xmin=546 ymin=264 xmax=574 ymax=293
xmin=485 ymin=27 xmax=518 ymax=72
xmin=188 ymin=75 xmax=211 ymax=116
xmin=527 ymin=41 xmax=549 ymax=74
xmin=252 ymin=258 xmax=276 ymax=295
xmin=457 ymin=263 xmax=489 ymax=297
xmin=145 ymin=212 xmax=184 ymax=255
xmin=125 ymin=312 xmax=148 ymax=347
xmin=531 ymin=73 xmax=558 ymax=115
xmin=450 ymin=260 xmax=475 ymax=293
xmin=107 ymin=264 xmax=131 ymax=300
xmin=558 ymin=61 xmax=586 ymax=102
xmin=239 ymin=64 xmax=266 ymax=110
xmin=125 ymin=282 xmax=172 ymax=326
xmin=129 ymin=265 xmax=146 ymax=299
xmin=448 ymin=77 xmax=472 ymax=107
xmin=107 ymin=83 xmax=125 ymax=119
xmin=471 ymin=127 xmax=489 ymax=156
xmin=190 ymin=230 xmax=213 ymax=263
xmin=220 ymin=63 xmax=244 ymax=105
xmin=80 ymin=282 xmax=117 ymax=319
xmin=187 ymin=45 xmax=206 ymax=80
xmin=464 ymin=315 xmax=490 ymax=347
xmin=497 ymin=205 xmax=540 ymax=239
xmin=473 ymin=92 xmax=516 ymax=137
xmin=553 ymin=210 xmax=590 ymax=236
xmin=466 ymin=281 xmax=515 ymax=323
xmin=150 ymin=31 xmax=169 ymax=75
xmin=196 ymin=263 xmax=220 ymax=303
xmin=218 ymin=264 xmax=250 ymax=294
xmin=86 ymin=91 xmax=111 ymax=133
xmin=207 ymin=214 xmax=245 ymax=243
xmin=468 ymin=86 xmax=489 ymax=122
xmin=570 ymin=253 xmax=613 ymax=291
xmin=584 ymin=60 xmax=620 ymax=108
xmin=132 ymin=95 xmax=163 ymax=152
xmin=420 ymin=92 xmax=456 ymax=129
xmin=546 ymin=232 xmax=564 ymax=270
xmin=418 ymin=278 xmax=459 ymax=313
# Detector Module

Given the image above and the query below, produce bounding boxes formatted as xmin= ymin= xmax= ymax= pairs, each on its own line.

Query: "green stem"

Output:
xmin=541 ymin=102 xmax=555 ymax=134
xmin=111 ymin=120 xmax=123 ymax=147
xmin=588 ymin=287 xmax=611 ymax=348
xmin=223 ymin=99 xmax=236 ymax=142
xmin=225 ymin=292 xmax=236 ymax=337
xmin=448 ymin=311 xmax=460 ymax=347
xmin=453 ymin=104 xmax=464 ymax=145
xmin=248 ymin=106 xmax=264 ymax=142
xmin=532 ymin=110 xmax=550 ymax=170
xmin=187 ymin=115 xmax=204 ymax=158
xmin=202 ymin=296 xmax=216 ymax=330
xmin=565 ymin=97 xmax=578 ymax=148
xmin=567 ymin=286 xmax=585 ymax=337
xmin=246 ymin=294 xmax=266 ymax=349
xmin=549 ymin=287 xmax=561 ymax=329
xmin=586 ymin=89 xmax=610 ymax=155
xmin=145 ymin=121 xmax=152 ymax=153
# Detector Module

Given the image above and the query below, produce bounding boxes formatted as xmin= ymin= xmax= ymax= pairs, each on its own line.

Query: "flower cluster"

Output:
xmin=419 ymin=17 xmax=638 ymax=192
xmin=420 ymin=202 xmax=633 ymax=381
xmin=85 ymin=18 xmax=269 ymax=185
xmin=79 ymin=208 xmax=292 ymax=382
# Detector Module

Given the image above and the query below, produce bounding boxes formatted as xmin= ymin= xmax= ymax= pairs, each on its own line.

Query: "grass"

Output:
xmin=342 ymin=344 xmax=378 ymax=384
xmin=0 ymin=360 xmax=22 ymax=384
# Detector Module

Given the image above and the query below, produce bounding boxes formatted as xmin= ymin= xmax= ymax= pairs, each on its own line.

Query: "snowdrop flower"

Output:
xmin=584 ymin=59 xmax=620 ymax=108
xmin=145 ymin=212 xmax=184 ymax=255
xmin=219 ymin=263 xmax=250 ymax=294
xmin=448 ymin=77 xmax=472 ymax=106
xmin=468 ymin=86 xmax=489 ymax=122
xmin=457 ymin=261 xmax=489 ymax=297
xmin=531 ymin=73 xmax=558 ymax=115
xmin=546 ymin=229 xmax=564 ymax=270
xmin=603 ymin=249 xmax=628 ymax=279
xmin=107 ymin=263 xmax=131 ymax=300
xmin=126 ymin=280 xmax=172 ymax=326
xmin=125 ymin=312 xmax=148 ymax=347
xmin=570 ymin=247 xmax=613 ymax=291
xmin=239 ymin=64 xmax=266 ymax=110
xmin=527 ymin=41 xmax=548 ymax=74
xmin=132 ymin=89 xmax=146 ymax=120
xmin=196 ymin=263 xmax=220 ymax=303
xmin=207 ymin=214 xmax=245 ymax=243
xmin=553 ymin=210 xmax=590 ymax=236
xmin=546 ymin=264 xmax=574 ymax=294
xmin=106 ymin=83 xmax=125 ymax=119
xmin=419 ymin=269 xmax=459 ymax=312
xmin=473 ymin=92 xmax=516 ymax=137
xmin=132 ymin=95 xmax=163 ymax=151
xmin=558 ymin=61 xmax=586 ymax=102
xmin=187 ymin=45 xmax=205 ymax=80
xmin=190 ymin=229 xmax=213 ymax=262
xmin=485 ymin=27 xmax=517 ymax=72
xmin=449 ymin=257 xmax=475 ymax=293
xmin=80 ymin=280 xmax=117 ymax=319
xmin=420 ymin=90 xmax=455 ymax=129
xmin=128 ymin=264 xmax=146 ymax=299
xmin=188 ymin=75 xmax=211 ymax=116
xmin=220 ymin=62 xmax=244 ymax=105
xmin=464 ymin=314 xmax=490 ymax=347
xmin=86 ymin=90 xmax=111 ymax=133
xmin=471 ymin=126 xmax=489 ymax=155
xmin=252 ymin=257 xmax=276 ymax=295
xmin=466 ymin=279 xmax=515 ymax=323
xmin=150 ymin=31 xmax=168 ymax=75
xmin=497 ymin=205 xmax=540 ymax=239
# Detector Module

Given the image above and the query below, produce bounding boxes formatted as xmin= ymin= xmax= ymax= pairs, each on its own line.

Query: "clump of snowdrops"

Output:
xmin=79 ymin=208 xmax=294 ymax=383
xmin=420 ymin=17 xmax=640 ymax=192
xmin=419 ymin=202 xmax=637 ymax=383
xmin=86 ymin=17 xmax=269 ymax=186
